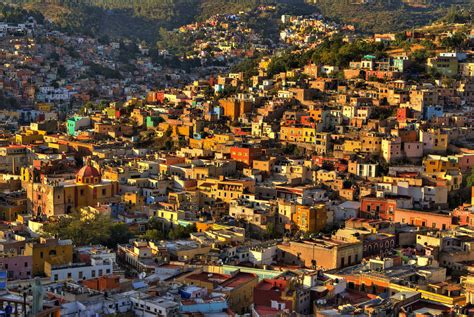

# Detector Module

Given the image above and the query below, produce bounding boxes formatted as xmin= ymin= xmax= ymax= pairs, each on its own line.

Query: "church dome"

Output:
xmin=76 ymin=164 xmax=101 ymax=184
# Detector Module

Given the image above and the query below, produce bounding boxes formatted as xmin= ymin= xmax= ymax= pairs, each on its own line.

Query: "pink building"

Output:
xmin=394 ymin=208 xmax=453 ymax=231
xmin=457 ymin=154 xmax=474 ymax=172
xmin=0 ymin=255 xmax=32 ymax=280
xmin=403 ymin=142 xmax=423 ymax=160
xmin=382 ymin=138 xmax=403 ymax=163
xmin=453 ymin=204 xmax=474 ymax=227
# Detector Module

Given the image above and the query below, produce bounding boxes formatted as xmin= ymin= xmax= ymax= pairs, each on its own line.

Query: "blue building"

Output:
xmin=424 ymin=105 xmax=444 ymax=120
xmin=180 ymin=297 xmax=228 ymax=314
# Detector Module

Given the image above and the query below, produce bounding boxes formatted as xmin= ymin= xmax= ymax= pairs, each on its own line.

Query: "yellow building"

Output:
xmin=253 ymin=158 xmax=275 ymax=174
xmin=309 ymin=108 xmax=325 ymax=123
xmin=343 ymin=140 xmax=362 ymax=153
xmin=24 ymin=238 xmax=73 ymax=276
xmin=280 ymin=126 xmax=303 ymax=142
xmin=427 ymin=55 xmax=459 ymax=77
xmin=423 ymin=155 xmax=458 ymax=173
xmin=36 ymin=103 xmax=53 ymax=112
xmin=259 ymin=57 xmax=272 ymax=72
xmin=382 ymin=176 xmax=422 ymax=187
xmin=280 ymin=126 xmax=318 ymax=144
xmin=155 ymin=208 xmax=186 ymax=226
xmin=22 ymin=162 xmax=119 ymax=217
xmin=302 ymin=127 xmax=316 ymax=143
xmin=198 ymin=177 xmax=255 ymax=204
xmin=420 ymin=129 xmax=448 ymax=153
xmin=15 ymin=129 xmax=45 ymax=145
xmin=316 ymin=169 xmax=337 ymax=183
xmin=172 ymin=124 xmax=193 ymax=138
xmin=123 ymin=192 xmax=145 ymax=207
xmin=214 ymin=134 xmax=235 ymax=144
xmin=292 ymin=204 xmax=327 ymax=233
xmin=361 ymin=134 xmax=382 ymax=154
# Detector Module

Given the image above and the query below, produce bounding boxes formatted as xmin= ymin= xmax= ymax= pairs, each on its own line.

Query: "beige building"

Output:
xmin=277 ymin=239 xmax=363 ymax=270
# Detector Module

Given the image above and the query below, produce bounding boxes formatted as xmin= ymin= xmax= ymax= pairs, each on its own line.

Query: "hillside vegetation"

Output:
xmin=311 ymin=0 xmax=473 ymax=33
xmin=2 ymin=0 xmax=473 ymax=42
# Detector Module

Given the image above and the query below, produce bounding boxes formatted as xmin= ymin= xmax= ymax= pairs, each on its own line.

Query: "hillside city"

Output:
xmin=0 ymin=1 xmax=474 ymax=317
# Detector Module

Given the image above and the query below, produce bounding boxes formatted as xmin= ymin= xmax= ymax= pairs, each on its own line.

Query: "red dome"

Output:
xmin=76 ymin=165 xmax=101 ymax=178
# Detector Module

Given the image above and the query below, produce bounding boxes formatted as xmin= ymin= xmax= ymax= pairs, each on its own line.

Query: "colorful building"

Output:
xmin=24 ymin=238 xmax=73 ymax=276
xmin=22 ymin=162 xmax=119 ymax=217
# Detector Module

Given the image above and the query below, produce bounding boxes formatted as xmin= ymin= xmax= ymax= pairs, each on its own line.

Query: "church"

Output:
xmin=22 ymin=160 xmax=119 ymax=218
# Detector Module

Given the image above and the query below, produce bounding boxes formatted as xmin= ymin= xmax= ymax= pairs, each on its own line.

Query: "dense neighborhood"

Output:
xmin=0 ymin=3 xmax=474 ymax=317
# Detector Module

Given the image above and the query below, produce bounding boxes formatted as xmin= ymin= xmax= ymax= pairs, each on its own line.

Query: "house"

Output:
xmin=24 ymin=238 xmax=73 ymax=276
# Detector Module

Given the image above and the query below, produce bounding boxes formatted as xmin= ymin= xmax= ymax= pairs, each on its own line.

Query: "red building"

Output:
xmin=230 ymin=146 xmax=263 ymax=167
xmin=312 ymin=156 xmax=348 ymax=172
xmin=365 ymin=70 xmax=401 ymax=81
xmin=253 ymin=278 xmax=294 ymax=316
xmin=396 ymin=108 xmax=414 ymax=123
xmin=360 ymin=197 xmax=397 ymax=221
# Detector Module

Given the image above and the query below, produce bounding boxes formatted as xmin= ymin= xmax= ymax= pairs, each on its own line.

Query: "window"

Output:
xmin=79 ymin=271 xmax=83 ymax=279
xmin=67 ymin=272 xmax=72 ymax=279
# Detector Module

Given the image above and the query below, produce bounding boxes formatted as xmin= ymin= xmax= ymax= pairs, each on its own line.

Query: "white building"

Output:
xmin=333 ymin=201 xmax=361 ymax=225
xmin=49 ymin=258 xmax=113 ymax=282
xmin=130 ymin=293 xmax=179 ymax=317
xmin=249 ymin=244 xmax=277 ymax=266
xmin=37 ymin=87 xmax=74 ymax=103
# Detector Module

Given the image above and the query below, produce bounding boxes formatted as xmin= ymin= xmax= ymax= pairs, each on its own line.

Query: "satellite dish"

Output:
xmin=139 ymin=272 xmax=146 ymax=280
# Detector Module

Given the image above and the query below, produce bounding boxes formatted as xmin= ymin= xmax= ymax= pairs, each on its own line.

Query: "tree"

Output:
xmin=42 ymin=211 xmax=133 ymax=247
xmin=108 ymin=223 xmax=134 ymax=248
xmin=140 ymin=217 xmax=166 ymax=241
xmin=98 ymin=34 xmax=110 ymax=45
xmin=467 ymin=167 xmax=474 ymax=188
xmin=440 ymin=33 xmax=467 ymax=50
xmin=266 ymin=222 xmax=276 ymax=239
xmin=141 ymin=229 xmax=165 ymax=241
xmin=168 ymin=224 xmax=196 ymax=240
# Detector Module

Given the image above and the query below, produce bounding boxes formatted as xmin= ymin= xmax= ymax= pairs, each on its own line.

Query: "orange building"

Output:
xmin=292 ymin=204 xmax=327 ymax=233
xmin=82 ymin=275 xmax=120 ymax=291
xmin=394 ymin=208 xmax=453 ymax=230
xmin=219 ymin=98 xmax=252 ymax=121
xmin=230 ymin=146 xmax=263 ymax=167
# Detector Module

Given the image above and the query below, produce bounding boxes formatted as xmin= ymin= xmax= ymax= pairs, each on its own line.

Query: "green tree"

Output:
xmin=467 ymin=167 xmax=474 ymax=188
xmin=168 ymin=224 xmax=196 ymax=240
xmin=42 ymin=211 xmax=133 ymax=247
